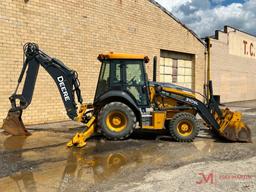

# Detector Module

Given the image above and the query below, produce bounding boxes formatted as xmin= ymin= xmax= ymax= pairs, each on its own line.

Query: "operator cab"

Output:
xmin=95 ymin=53 xmax=150 ymax=107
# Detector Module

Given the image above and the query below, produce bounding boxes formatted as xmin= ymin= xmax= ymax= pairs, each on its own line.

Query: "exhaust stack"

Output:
xmin=153 ymin=56 xmax=157 ymax=82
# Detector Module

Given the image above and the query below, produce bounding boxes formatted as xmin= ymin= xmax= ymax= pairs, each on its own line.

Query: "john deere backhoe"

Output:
xmin=2 ymin=43 xmax=251 ymax=147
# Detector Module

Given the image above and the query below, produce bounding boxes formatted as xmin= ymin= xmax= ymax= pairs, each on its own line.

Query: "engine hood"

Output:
xmin=149 ymin=81 xmax=193 ymax=93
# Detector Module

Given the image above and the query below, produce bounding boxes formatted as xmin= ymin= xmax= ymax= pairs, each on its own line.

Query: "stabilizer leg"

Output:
xmin=67 ymin=116 xmax=96 ymax=148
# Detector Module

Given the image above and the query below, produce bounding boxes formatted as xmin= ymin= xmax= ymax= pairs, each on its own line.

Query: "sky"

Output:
xmin=154 ymin=0 xmax=256 ymax=37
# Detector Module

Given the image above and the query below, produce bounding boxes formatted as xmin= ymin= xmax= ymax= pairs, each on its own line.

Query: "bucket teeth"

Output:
xmin=2 ymin=110 xmax=31 ymax=136
xmin=238 ymin=125 xmax=252 ymax=142
xmin=220 ymin=125 xmax=251 ymax=142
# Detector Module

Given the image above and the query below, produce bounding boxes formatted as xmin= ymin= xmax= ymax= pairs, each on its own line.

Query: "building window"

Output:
xmin=160 ymin=51 xmax=194 ymax=89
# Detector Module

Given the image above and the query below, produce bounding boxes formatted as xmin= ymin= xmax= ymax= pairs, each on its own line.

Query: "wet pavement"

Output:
xmin=0 ymin=101 xmax=256 ymax=192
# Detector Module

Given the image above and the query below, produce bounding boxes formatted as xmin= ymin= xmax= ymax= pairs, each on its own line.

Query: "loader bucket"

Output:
xmin=1 ymin=110 xmax=31 ymax=136
xmin=216 ymin=109 xmax=251 ymax=142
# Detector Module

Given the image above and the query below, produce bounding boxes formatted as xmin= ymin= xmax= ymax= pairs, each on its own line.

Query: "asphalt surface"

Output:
xmin=0 ymin=100 xmax=256 ymax=192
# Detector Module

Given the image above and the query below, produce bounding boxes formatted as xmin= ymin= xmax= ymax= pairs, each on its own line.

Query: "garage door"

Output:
xmin=160 ymin=50 xmax=194 ymax=89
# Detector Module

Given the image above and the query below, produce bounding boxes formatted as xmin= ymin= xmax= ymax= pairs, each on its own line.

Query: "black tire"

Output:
xmin=97 ymin=102 xmax=136 ymax=140
xmin=168 ymin=112 xmax=200 ymax=142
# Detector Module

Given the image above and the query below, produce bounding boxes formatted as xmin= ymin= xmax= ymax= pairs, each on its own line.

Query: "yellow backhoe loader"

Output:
xmin=1 ymin=43 xmax=251 ymax=147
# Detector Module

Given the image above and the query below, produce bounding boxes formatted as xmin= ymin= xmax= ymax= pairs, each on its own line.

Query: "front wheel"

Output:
xmin=97 ymin=102 xmax=136 ymax=140
xmin=167 ymin=112 xmax=200 ymax=142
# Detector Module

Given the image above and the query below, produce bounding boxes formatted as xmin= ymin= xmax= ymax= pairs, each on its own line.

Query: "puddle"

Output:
xmin=0 ymin=131 xmax=255 ymax=192
xmin=3 ymin=136 xmax=27 ymax=150
xmin=57 ymin=148 xmax=144 ymax=191
xmin=0 ymin=137 xmax=150 ymax=192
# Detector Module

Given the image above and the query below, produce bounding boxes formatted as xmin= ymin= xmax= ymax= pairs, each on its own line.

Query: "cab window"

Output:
xmin=95 ymin=61 xmax=110 ymax=98
xmin=125 ymin=60 xmax=148 ymax=106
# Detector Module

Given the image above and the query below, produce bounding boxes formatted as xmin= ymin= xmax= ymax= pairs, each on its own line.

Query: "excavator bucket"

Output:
xmin=1 ymin=110 xmax=31 ymax=136
xmin=214 ymin=108 xmax=251 ymax=142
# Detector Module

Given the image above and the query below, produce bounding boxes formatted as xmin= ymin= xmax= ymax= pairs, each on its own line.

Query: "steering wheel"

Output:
xmin=127 ymin=76 xmax=137 ymax=86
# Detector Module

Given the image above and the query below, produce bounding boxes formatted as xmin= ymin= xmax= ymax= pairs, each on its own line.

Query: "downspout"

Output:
xmin=206 ymin=37 xmax=211 ymax=100
xmin=153 ymin=56 xmax=157 ymax=82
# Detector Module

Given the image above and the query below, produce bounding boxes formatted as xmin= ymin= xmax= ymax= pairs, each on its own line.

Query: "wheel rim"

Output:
xmin=106 ymin=111 xmax=128 ymax=132
xmin=177 ymin=120 xmax=193 ymax=137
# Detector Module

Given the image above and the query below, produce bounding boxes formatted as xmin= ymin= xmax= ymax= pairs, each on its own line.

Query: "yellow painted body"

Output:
xmin=162 ymin=87 xmax=195 ymax=98
xmin=148 ymin=86 xmax=195 ymax=102
xmin=143 ymin=111 xmax=166 ymax=130
xmin=149 ymin=85 xmax=196 ymax=121
xmin=143 ymin=86 xmax=196 ymax=130
xmin=98 ymin=53 xmax=149 ymax=63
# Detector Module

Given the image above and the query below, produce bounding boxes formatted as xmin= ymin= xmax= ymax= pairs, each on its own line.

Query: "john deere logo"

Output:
xmin=185 ymin=98 xmax=198 ymax=106
xmin=57 ymin=76 xmax=70 ymax=101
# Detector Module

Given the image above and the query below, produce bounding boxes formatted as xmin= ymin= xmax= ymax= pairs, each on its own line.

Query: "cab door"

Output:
xmin=123 ymin=60 xmax=150 ymax=107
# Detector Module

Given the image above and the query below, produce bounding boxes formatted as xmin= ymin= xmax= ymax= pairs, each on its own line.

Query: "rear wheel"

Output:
xmin=168 ymin=112 xmax=199 ymax=142
xmin=98 ymin=102 xmax=136 ymax=140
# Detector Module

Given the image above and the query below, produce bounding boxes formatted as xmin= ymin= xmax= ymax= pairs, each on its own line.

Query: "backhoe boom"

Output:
xmin=9 ymin=43 xmax=82 ymax=120
xmin=2 ymin=43 xmax=90 ymax=137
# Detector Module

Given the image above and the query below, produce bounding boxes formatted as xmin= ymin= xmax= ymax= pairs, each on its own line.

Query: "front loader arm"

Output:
xmin=156 ymin=83 xmax=251 ymax=142
xmin=157 ymin=88 xmax=220 ymax=130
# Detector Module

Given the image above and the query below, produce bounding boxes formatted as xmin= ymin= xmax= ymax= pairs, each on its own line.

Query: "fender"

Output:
xmin=94 ymin=90 xmax=142 ymax=124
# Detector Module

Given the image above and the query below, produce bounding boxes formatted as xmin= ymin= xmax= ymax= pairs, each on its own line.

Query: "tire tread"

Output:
xmin=98 ymin=102 xmax=136 ymax=140
xmin=168 ymin=112 xmax=200 ymax=142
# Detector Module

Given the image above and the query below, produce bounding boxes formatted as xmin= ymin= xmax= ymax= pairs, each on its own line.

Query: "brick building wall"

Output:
xmin=0 ymin=0 xmax=206 ymax=126
xmin=209 ymin=26 xmax=256 ymax=102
